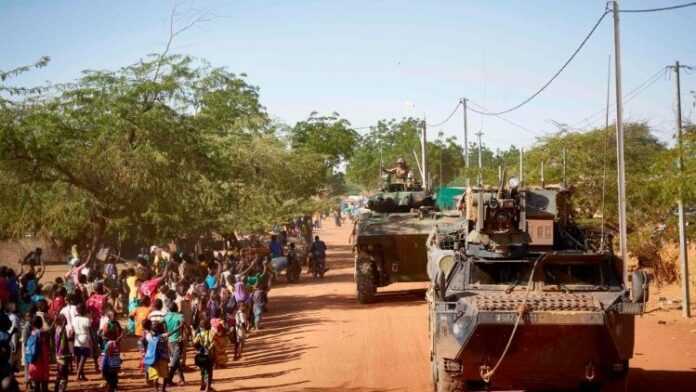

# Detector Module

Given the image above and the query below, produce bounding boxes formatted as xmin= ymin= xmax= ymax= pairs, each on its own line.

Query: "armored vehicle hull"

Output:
xmin=354 ymin=210 xmax=460 ymax=303
xmin=427 ymin=184 xmax=646 ymax=391
xmin=429 ymin=286 xmax=637 ymax=391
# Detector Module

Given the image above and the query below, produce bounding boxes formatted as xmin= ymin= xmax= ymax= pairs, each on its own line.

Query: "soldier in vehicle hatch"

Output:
xmin=382 ymin=158 xmax=410 ymax=184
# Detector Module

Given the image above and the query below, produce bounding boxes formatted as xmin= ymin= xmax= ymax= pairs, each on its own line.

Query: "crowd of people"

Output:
xmin=0 ymin=237 xmax=294 ymax=392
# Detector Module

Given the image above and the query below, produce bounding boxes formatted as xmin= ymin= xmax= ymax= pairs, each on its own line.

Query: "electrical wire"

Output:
xmin=469 ymin=10 xmax=611 ymax=116
xmin=468 ymin=101 xmax=543 ymax=136
xmin=574 ymin=67 xmax=667 ymax=129
xmin=620 ymin=1 xmax=696 ymax=13
xmin=354 ymin=101 xmax=462 ymax=131
xmin=426 ymin=100 xmax=462 ymax=127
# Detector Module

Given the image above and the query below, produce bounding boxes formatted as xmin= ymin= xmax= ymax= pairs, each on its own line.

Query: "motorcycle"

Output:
xmin=269 ymin=249 xmax=302 ymax=284
xmin=309 ymin=251 xmax=327 ymax=279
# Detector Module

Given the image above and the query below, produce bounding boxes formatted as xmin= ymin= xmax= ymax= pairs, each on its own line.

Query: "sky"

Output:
xmin=2 ymin=0 xmax=695 ymax=150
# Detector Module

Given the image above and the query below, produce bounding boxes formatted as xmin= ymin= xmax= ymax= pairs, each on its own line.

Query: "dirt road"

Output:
xmin=40 ymin=220 xmax=695 ymax=391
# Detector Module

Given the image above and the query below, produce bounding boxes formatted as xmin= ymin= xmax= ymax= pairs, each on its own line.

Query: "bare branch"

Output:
xmin=147 ymin=1 xmax=212 ymax=109
xmin=153 ymin=1 xmax=212 ymax=83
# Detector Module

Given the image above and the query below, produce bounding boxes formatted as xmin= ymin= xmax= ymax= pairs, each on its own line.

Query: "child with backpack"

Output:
xmin=144 ymin=322 xmax=170 ymax=392
xmin=193 ymin=318 xmax=215 ymax=392
xmin=25 ymin=315 xmax=49 ymax=392
xmin=100 ymin=315 xmax=123 ymax=392
xmin=53 ymin=314 xmax=71 ymax=392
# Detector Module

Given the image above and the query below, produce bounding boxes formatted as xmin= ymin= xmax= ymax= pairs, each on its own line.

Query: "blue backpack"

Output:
xmin=24 ymin=332 xmax=40 ymax=364
xmin=143 ymin=336 xmax=160 ymax=366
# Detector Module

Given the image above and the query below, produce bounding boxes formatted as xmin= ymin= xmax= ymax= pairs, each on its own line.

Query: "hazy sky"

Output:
xmin=2 ymin=0 xmax=695 ymax=150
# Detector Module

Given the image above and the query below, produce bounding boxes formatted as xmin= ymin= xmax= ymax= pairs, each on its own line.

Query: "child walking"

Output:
xmin=234 ymin=302 xmax=248 ymax=360
xmin=72 ymin=303 xmax=93 ymax=381
xmin=100 ymin=315 xmax=123 ymax=392
xmin=53 ymin=315 xmax=71 ymax=392
xmin=193 ymin=318 xmax=215 ymax=392
xmin=26 ymin=316 xmax=50 ymax=392
xmin=144 ymin=322 xmax=170 ymax=392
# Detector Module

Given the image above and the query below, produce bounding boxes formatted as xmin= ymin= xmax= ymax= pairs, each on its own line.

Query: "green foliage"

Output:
xmin=0 ymin=55 xmax=330 ymax=251
xmin=347 ymin=118 xmax=468 ymax=190
xmin=521 ymin=123 xmax=669 ymax=230
xmin=346 ymin=118 xmax=423 ymax=189
xmin=289 ymin=112 xmax=359 ymax=170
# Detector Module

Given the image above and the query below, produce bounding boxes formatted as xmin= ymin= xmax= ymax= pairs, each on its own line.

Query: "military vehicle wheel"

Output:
xmin=356 ymin=270 xmax=376 ymax=304
xmin=600 ymin=376 xmax=628 ymax=392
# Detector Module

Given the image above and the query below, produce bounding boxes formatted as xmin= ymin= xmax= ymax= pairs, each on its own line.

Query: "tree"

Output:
xmin=346 ymin=118 xmax=468 ymax=190
xmin=289 ymin=112 xmax=359 ymax=171
xmin=346 ymin=118 xmax=423 ymax=190
xmin=0 ymin=55 xmax=303 ymax=258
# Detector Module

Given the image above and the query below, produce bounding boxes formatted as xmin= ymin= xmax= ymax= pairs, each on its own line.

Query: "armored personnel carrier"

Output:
xmin=426 ymin=177 xmax=648 ymax=391
xmin=353 ymin=173 xmax=459 ymax=303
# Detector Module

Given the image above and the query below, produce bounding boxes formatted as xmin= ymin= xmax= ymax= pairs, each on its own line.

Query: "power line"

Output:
xmin=574 ymin=67 xmax=667 ymax=129
xmin=621 ymin=1 xmax=696 ymax=13
xmin=469 ymin=10 xmax=611 ymax=116
xmin=426 ymin=100 xmax=462 ymax=127
xmin=467 ymin=101 xmax=544 ymax=136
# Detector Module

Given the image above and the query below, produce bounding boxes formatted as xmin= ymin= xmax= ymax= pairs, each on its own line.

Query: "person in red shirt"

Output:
xmin=86 ymin=283 xmax=108 ymax=329
xmin=0 ymin=266 xmax=9 ymax=303
xmin=48 ymin=286 xmax=67 ymax=321
xmin=27 ymin=316 xmax=51 ymax=392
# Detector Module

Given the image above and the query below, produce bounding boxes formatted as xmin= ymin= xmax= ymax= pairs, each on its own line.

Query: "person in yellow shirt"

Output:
xmin=125 ymin=268 xmax=141 ymax=335
xmin=193 ymin=318 xmax=215 ymax=392
xmin=130 ymin=296 xmax=151 ymax=337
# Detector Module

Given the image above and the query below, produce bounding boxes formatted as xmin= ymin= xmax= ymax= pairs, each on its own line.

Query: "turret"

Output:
xmin=366 ymin=174 xmax=435 ymax=213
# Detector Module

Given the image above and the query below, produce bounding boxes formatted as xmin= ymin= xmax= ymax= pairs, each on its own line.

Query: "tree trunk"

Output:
xmin=86 ymin=216 xmax=107 ymax=265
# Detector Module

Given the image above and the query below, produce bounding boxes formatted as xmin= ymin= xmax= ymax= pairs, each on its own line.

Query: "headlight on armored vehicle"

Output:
xmin=438 ymin=254 xmax=455 ymax=275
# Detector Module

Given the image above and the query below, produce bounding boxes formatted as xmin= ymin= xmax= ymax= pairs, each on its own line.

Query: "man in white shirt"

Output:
xmin=59 ymin=295 xmax=79 ymax=335
xmin=147 ymin=298 xmax=167 ymax=324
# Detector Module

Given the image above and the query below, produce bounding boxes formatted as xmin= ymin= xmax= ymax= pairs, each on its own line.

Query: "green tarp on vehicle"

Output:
xmin=435 ymin=187 xmax=465 ymax=211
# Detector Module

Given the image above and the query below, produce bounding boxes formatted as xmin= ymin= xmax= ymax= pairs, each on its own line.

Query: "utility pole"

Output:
xmin=476 ymin=131 xmax=484 ymax=232
xmin=540 ymin=161 xmax=545 ymax=188
xmin=421 ymin=118 xmax=428 ymax=191
xmin=562 ymin=147 xmax=567 ymax=187
xmin=669 ymin=61 xmax=691 ymax=318
xmin=476 ymin=131 xmax=483 ymax=186
xmin=612 ymin=0 xmax=629 ymax=284
xmin=519 ymin=148 xmax=524 ymax=186
xmin=462 ymin=98 xmax=470 ymax=187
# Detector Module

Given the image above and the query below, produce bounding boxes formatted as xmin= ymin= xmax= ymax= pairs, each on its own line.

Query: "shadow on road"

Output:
xmin=213 ymin=380 xmax=310 ymax=391
xmin=628 ymin=368 xmax=696 ymax=391
xmin=298 ymin=385 xmax=403 ymax=392
xmin=273 ymin=290 xmax=426 ymax=311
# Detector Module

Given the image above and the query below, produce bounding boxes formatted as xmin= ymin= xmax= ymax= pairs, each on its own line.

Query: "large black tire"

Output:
xmin=601 ymin=375 xmax=628 ymax=392
xmin=580 ymin=376 xmax=628 ymax=392
xmin=356 ymin=270 xmax=376 ymax=304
